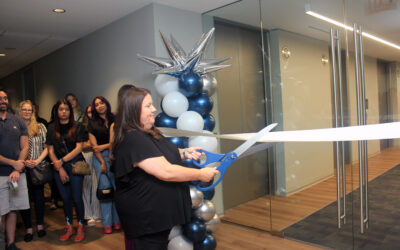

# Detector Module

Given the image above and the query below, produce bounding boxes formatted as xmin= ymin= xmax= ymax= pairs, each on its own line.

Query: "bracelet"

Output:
xmin=61 ymin=157 xmax=65 ymax=163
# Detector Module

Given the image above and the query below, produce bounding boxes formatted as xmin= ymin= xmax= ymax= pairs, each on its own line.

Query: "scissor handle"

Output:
xmin=192 ymin=150 xmax=225 ymax=168
xmin=195 ymin=152 xmax=237 ymax=191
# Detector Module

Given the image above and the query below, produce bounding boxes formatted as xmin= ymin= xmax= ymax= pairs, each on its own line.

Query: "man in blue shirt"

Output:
xmin=0 ymin=89 xmax=29 ymax=250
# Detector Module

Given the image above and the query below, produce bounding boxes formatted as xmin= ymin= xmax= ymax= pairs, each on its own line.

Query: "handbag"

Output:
xmin=96 ymin=173 xmax=114 ymax=201
xmin=61 ymin=136 xmax=90 ymax=175
xmin=71 ymin=160 xmax=91 ymax=175
xmin=30 ymin=161 xmax=53 ymax=185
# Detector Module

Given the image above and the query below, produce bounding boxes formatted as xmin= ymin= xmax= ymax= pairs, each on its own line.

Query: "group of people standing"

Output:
xmin=0 ymin=90 xmax=120 ymax=250
xmin=1 ymin=84 xmax=218 ymax=250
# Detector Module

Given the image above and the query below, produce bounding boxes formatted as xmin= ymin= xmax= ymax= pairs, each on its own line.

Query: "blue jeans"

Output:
xmin=93 ymin=149 xmax=119 ymax=227
xmin=54 ymin=156 xmax=85 ymax=225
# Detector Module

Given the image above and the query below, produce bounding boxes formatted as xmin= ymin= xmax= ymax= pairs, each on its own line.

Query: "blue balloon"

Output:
xmin=190 ymin=177 xmax=214 ymax=188
xmin=183 ymin=220 xmax=207 ymax=243
xmin=194 ymin=232 xmax=217 ymax=250
xmin=202 ymin=188 xmax=215 ymax=200
xmin=203 ymin=114 xmax=215 ymax=132
xmin=155 ymin=112 xmax=177 ymax=128
xmin=188 ymin=92 xmax=213 ymax=117
xmin=183 ymin=158 xmax=198 ymax=169
xmin=168 ymin=137 xmax=188 ymax=148
xmin=179 ymin=72 xmax=203 ymax=97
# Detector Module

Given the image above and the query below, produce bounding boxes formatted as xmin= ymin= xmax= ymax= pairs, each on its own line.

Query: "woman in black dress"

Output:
xmin=112 ymin=86 xmax=219 ymax=250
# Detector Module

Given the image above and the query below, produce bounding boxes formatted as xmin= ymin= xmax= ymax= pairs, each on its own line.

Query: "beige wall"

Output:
xmin=346 ymin=55 xmax=381 ymax=159
xmin=273 ymin=30 xmax=334 ymax=194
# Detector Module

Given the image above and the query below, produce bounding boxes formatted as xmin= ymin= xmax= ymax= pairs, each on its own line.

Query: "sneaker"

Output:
xmin=6 ymin=243 xmax=21 ymax=250
xmin=74 ymin=224 xmax=85 ymax=242
xmin=59 ymin=225 xmax=74 ymax=241
xmin=104 ymin=226 xmax=112 ymax=234
xmin=112 ymin=222 xmax=121 ymax=230
xmin=87 ymin=219 xmax=96 ymax=227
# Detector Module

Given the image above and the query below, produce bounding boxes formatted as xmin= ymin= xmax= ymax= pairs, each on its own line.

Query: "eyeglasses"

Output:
xmin=21 ymin=109 xmax=33 ymax=112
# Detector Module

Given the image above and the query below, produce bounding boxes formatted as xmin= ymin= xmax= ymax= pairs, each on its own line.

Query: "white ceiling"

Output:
xmin=1 ymin=0 xmax=400 ymax=80
xmin=0 ymin=0 xmax=237 ymax=79
xmin=207 ymin=0 xmax=400 ymax=63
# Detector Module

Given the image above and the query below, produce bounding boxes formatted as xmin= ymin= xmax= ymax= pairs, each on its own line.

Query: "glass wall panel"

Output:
xmin=204 ymin=1 xmax=272 ymax=231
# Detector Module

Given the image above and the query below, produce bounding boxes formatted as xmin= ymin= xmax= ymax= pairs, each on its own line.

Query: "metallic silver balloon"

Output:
xmin=205 ymin=214 xmax=221 ymax=233
xmin=137 ymin=28 xmax=230 ymax=76
xmin=194 ymin=200 xmax=216 ymax=222
xmin=201 ymin=75 xmax=217 ymax=96
xmin=190 ymin=186 xmax=204 ymax=209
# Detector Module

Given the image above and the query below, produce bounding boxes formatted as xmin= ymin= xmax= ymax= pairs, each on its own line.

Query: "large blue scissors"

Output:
xmin=193 ymin=123 xmax=277 ymax=191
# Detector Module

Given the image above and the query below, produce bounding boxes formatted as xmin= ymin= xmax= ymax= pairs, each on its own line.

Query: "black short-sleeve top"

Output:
xmin=87 ymin=119 xmax=112 ymax=145
xmin=114 ymin=130 xmax=191 ymax=239
xmin=46 ymin=123 xmax=88 ymax=159
xmin=0 ymin=113 xmax=28 ymax=176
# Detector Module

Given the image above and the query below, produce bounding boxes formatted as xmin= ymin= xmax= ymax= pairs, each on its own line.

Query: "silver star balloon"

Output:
xmin=137 ymin=27 xmax=230 ymax=77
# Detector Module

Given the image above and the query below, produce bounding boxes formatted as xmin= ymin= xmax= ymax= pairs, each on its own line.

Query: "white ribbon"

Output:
xmin=158 ymin=121 xmax=400 ymax=142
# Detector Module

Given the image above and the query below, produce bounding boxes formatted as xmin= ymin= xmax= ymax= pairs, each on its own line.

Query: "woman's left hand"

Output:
xmin=183 ymin=147 xmax=203 ymax=161
xmin=24 ymin=160 xmax=38 ymax=168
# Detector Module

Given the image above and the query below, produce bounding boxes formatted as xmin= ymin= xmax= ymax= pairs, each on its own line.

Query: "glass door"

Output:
xmin=343 ymin=0 xmax=400 ymax=248
xmin=259 ymin=0 xmax=355 ymax=248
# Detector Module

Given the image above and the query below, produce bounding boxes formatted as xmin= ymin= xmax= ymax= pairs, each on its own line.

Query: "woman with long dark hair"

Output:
xmin=46 ymin=99 xmax=87 ymax=242
xmin=88 ymin=96 xmax=119 ymax=234
xmin=112 ymin=86 xmax=219 ymax=250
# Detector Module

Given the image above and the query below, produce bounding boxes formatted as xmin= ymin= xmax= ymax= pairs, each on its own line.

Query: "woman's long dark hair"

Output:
xmin=81 ymin=105 xmax=92 ymax=128
xmin=90 ymin=96 xmax=114 ymax=127
xmin=112 ymin=86 xmax=160 ymax=154
xmin=52 ymin=99 xmax=76 ymax=141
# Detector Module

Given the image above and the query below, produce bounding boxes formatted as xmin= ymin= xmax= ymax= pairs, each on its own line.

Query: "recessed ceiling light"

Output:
xmin=53 ymin=8 xmax=66 ymax=13
xmin=0 ymin=54 xmax=6 ymax=57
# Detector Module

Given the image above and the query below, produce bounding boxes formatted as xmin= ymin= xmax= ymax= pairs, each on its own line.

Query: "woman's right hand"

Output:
xmin=53 ymin=159 xmax=63 ymax=171
xmin=199 ymin=167 xmax=219 ymax=182
xmin=101 ymin=162 xmax=107 ymax=174
xmin=59 ymin=168 xmax=69 ymax=184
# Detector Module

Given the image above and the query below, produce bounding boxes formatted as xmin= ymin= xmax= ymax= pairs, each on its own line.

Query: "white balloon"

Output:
xmin=177 ymin=111 xmax=204 ymax=131
xmin=168 ymin=235 xmax=193 ymax=250
xmin=189 ymin=131 xmax=218 ymax=152
xmin=168 ymin=225 xmax=182 ymax=241
xmin=162 ymin=91 xmax=189 ymax=118
xmin=154 ymin=74 xmax=179 ymax=97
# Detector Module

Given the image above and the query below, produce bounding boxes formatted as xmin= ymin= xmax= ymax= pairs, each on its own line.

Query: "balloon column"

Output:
xmin=138 ymin=28 xmax=229 ymax=250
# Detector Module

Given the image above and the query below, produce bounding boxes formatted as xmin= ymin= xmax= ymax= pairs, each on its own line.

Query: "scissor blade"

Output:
xmin=233 ymin=123 xmax=277 ymax=157
xmin=237 ymin=143 xmax=274 ymax=159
